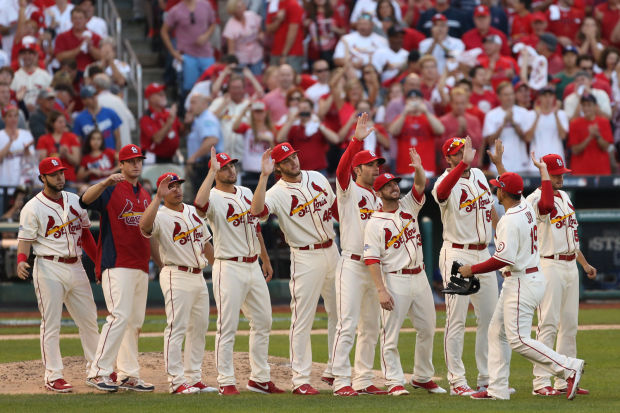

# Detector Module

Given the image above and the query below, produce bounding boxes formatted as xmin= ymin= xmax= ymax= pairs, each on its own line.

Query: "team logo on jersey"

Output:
xmin=289 ymin=187 xmax=328 ymax=218
xmin=44 ymin=212 xmax=81 ymax=238
xmin=118 ymin=199 xmax=143 ymax=226
xmin=358 ymin=196 xmax=374 ymax=220
xmin=226 ymin=203 xmax=251 ymax=226
xmin=459 ymin=181 xmax=490 ymax=211
xmin=243 ymin=196 xmax=252 ymax=205
xmin=384 ymin=217 xmax=420 ymax=250
xmin=496 ymin=241 xmax=505 ymax=252
xmin=172 ymin=221 xmax=204 ymax=245
xmin=550 ymin=208 xmax=577 ymax=229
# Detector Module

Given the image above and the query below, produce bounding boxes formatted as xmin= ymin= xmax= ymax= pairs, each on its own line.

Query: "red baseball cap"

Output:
xmin=442 ymin=137 xmax=466 ymax=156
xmin=490 ymin=172 xmax=523 ymax=196
xmin=39 ymin=157 xmax=67 ymax=175
xmin=156 ymin=172 xmax=185 ymax=188
xmin=474 ymin=5 xmax=490 ymax=17
xmin=209 ymin=152 xmax=238 ymax=168
xmin=542 ymin=154 xmax=571 ymax=175
xmin=1 ymin=104 xmax=18 ymax=118
xmin=352 ymin=150 xmax=385 ymax=168
xmin=531 ymin=11 xmax=547 ymax=23
xmin=118 ymin=144 xmax=146 ymax=162
xmin=514 ymin=81 xmax=529 ymax=91
xmin=271 ymin=142 xmax=298 ymax=163
xmin=432 ymin=13 xmax=447 ymax=23
xmin=373 ymin=173 xmax=401 ymax=192
xmin=145 ymin=83 xmax=166 ymax=99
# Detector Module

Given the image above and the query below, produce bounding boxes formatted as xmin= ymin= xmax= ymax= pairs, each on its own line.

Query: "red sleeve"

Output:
xmin=330 ymin=199 xmax=339 ymax=222
xmin=53 ymin=33 xmax=67 ymax=55
xmin=256 ymin=223 xmax=262 ymax=233
xmin=36 ymin=135 xmax=50 ymax=151
xmin=364 ymin=259 xmax=380 ymax=265
xmin=599 ymin=118 xmax=614 ymax=143
xmin=567 ymin=119 xmax=581 ymax=147
xmin=537 ymin=180 xmax=554 ymax=215
xmin=471 ymin=256 xmax=505 ymax=274
xmin=436 ymin=161 xmax=467 ymax=202
xmin=234 ymin=123 xmax=251 ymax=134
xmin=91 ymin=33 xmax=101 ymax=48
xmin=194 ymin=201 xmax=209 ymax=213
xmin=336 ymin=138 xmax=363 ymax=190
xmin=81 ymin=228 xmax=97 ymax=263
xmin=288 ymin=2 xmax=303 ymax=24
xmin=411 ymin=185 xmax=424 ymax=203
xmin=253 ymin=205 xmax=269 ymax=218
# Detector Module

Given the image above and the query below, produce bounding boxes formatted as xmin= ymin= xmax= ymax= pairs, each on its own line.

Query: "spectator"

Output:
xmin=514 ymin=81 xmax=532 ymax=109
xmin=0 ymin=105 xmax=34 ymax=189
xmin=35 ymin=110 xmax=81 ymax=186
xmin=418 ymin=55 xmax=448 ymax=113
xmin=79 ymin=0 xmax=108 ymax=38
xmin=349 ymin=0 xmax=402 ymax=25
xmin=555 ymin=45 xmax=580 ymax=99
xmin=576 ymin=16 xmax=603 ymax=62
xmin=439 ymin=86 xmax=483 ymax=170
xmin=536 ymin=32 xmax=563 ymax=75
xmin=481 ymin=0 xmax=509 ymax=35
xmin=1 ymin=186 xmax=27 ymax=222
xmin=564 ymin=71 xmax=612 ymax=119
xmin=277 ymin=87 xmax=304 ymax=125
xmin=333 ymin=78 xmax=364 ymax=133
xmin=482 ymin=81 xmax=535 ymax=174
xmin=0 ymin=83 xmax=27 ymax=130
xmin=45 ymin=0 xmax=74 ymax=34
xmin=388 ymin=89 xmax=445 ymax=176
xmin=265 ymin=0 xmax=304 ymax=72
xmin=527 ymin=86 xmax=568 ymax=160
xmin=417 ymin=0 xmax=471 ymax=38
xmin=10 ymin=39 xmax=52 ymax=110
xmin=598 ymin=47 xmax=620 ymax=87
xmin=140 ymin=83 xmax=180 ymax=164
xmin=52 ymin=83 xmax=75 ymax=121
xmin=29 ymin=87 xmax=57 ymax=140
xmin=305 ymin=60 xmax=331 ymax=108
xmin=510 ymin=0 xmax=534 ymax=43
xmin=518 ymin=11 xmax=548 ymax=48
xmin=360 ymin=64 xmax=382 ymax=106
xmin=161 ymin=0 xmax=217 ymax=96
xmin=463 ymin=5 xmax=510 ymax=56
xmin=275 ymin=97 xmax=341 ymax=173
xmin=76 ymin=129 xmax=118 ymax=185
xmin=419 ymin=13 xmax=464 ymax=75
xmin=594 ymin=0 xmax=620 ymax=48
xmin=222 ymin=0 xmax=264 ymax=75
xmin=93 ymin=73 xmax=135 ymax=147
xmin=477 ymin=34 xmax=518 ymax=91
xmin=333 ymin=13 xmax=388 ymax=75
xmin=305 ymin=0 xmax=347 ymax=66
xmin=371 ymin=25 xmax=408 ymax=83
xmin=54 ymin=8 xmax=101 ymax=72
xmin=0 ymin=3 xmax=19 ymax=56
xmin=337 ymin=99 xmax=389 ymax=152
xmin=469 ymin=65 xmax=499 ymax=113
xmin=453 ymin=77 xmax=487 ymax=126
xmin=73 ymin=85 xmax=121 ymax=150
xmin=372 ymin=0 xmax=399 ymax=37
xmin=567 ymin=94 xmax=614 ymax=175
xmin=384 ymin=72 xmax=422 ymax=124
xmin=96 ymin=37 xmax=131 ymax=88
xmin=546 ymin=0 xmax=584 ymax=46
xmin=263 ymin=64 xmax=297 ymax=123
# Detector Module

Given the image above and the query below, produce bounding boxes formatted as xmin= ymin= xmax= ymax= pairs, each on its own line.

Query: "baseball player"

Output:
xmin=363 ymin=149 xmax=446 ymax=396
xmin=331 ymin=113 xmax=387 ymax=397
xmin=459 ymin=168 xmax=586 ymax=401
xmin=16 ymin=157 xmax=100 ymax=393
xmin=526 ymin=153 xmax=596 ymax=396
xmin=431 ymin=137 xmax=499 ymax=396
xmin=81 ymin=144 xmax=159 ymax=392
xmin=250 ymin=142 xmax=338 ymax=395
xmin=193 ymin=148 xmax=284 ymax=396
xmin=139 ymin=172 xmax=216 ymax=395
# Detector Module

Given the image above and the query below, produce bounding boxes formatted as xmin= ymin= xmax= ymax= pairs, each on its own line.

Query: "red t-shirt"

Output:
xmin=596 ymin=3 xmax=620 ymax=47
xmin=563 ymin=79 xmax=613 ymax=100
xmin=139 ymin=107 xmax=181 ymax=159
xmin=287 ymin=123 xmax=330 ymax=171
xmin=462 ymin=27 xmax=511 ymax=56
xmin=266 ymin=0 xmax=304 ymax=57
xmin=395 ymin=114 xmax=438 ymax=175
xmin=567 ymin=116 xmax=613 ymax=175
xmin=470 ymin=89 xmax=499 ymax=113
xmin=54 ymin=29 xmax=101 ymax=71
xmin=477 ymin=55 xmax=518 ymax=91
xmin=318 ymin=93 xmax=341 ymax=134
xmin=80 ymin=148 xmax=117 ymax=183
xmin=510 ymin=12 xmax=533 ymax=41
xmin=35 ymin=132 xmax=81 ymax=182
xmin=546 ymin=6 xmax=584 ymax=42
xmin=403 ymin=28 xmax=425 ymax=52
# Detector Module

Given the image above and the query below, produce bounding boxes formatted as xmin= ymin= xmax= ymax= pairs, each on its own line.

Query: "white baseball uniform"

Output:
xmin=17 ymin=191 xmax=100 ymax=384
xmin=363 ymin=190 xmax=438 ymax=388
xmin=484 ymin=200 xmax=584 ymax=400
xmin=143 ymin=203 xmax=211 ymax=392
xmin=260 ymin=170 xmax=338 ymax=388
xmin=526 ymin=188 xmax=581 ymax=391
xmin=432 ymin=167 xmax=498 ymax=389
xmin=205 ymin=186 xmax=273 ymax=387
xmin=332 ymin=159 xmax=382 ymax=391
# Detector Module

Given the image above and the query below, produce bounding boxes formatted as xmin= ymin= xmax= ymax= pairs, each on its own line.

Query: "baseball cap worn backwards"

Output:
xmin=373 ymin=173 xmax=401 ymax=192
xmin=490 ymin=172 xmax=523 ymax=196
xmin=39 ymin=157 xmax=67 ymax=175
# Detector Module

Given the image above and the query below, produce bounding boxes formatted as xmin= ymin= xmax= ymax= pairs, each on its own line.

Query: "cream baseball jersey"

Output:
xmin=526 ymin=188 xmax=579 ymax=256
xmin=337 ymin=177 xmax=382 ymax=255
xmin=363 ymin=192 xmax=425 ymax=273
xmin=493 ymin=200 xmax=540 ymax=273
xmin=18 ymin=191 xmax=90 ymax=257
xmin=206 ymin=186 xmax=261 ymax=259
xmin=262 ymin=170 xmax=336 ymax=247
xmin=146 ymin=204 xmax=212 ymax=268
xmin=432 ymin=168 xmax=495 ymax=245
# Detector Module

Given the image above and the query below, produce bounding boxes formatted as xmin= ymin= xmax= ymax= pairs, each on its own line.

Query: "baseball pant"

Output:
xmin=533 ymin=258 xmax=579 ymax=391
xmin=332 ymin=256 xmax=381 ymax=391
xmin=380 ymin=270 xmax=436 ymax=388
xmin=213 ymin=259 xmax=272 ymax=386
xmin=289 ymin=244 xmax=338 ymax=389
xmin=160 ymin=266 xmax=210 ymax=391
xmin=88 ymin=268 xmax=148 ymax=380
xmin=439 ymin=244 xmax=498 ymax=388
xmin=487 ymin=272 xmax=584 ymax=400
xmin=33 ymin=257 xmax=99 ymax=383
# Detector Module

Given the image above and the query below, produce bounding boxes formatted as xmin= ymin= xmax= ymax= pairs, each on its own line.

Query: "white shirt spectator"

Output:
xmin=86 ymin=16 xmax=108 ymax=38
xmin=334 ymin=31 xmax=388 ymax=73
xmin=104 ymin=59 xmax=131 ymax=83
xmin=304 ymin=82 xmax=330 ymax=108
xmin=10 ymin=68 xmax=53 ymax=108
xmin=530 ymin=110 xmax=569 ymax=160
xmin=0 ymin=2 xmax=19 ymax=56
xmin=97 ymin=91 xmax=136 ymax=147
xmin=0 ymin=128 xmax=34 ymax=187
xmin=208 ymin=96 xmax=250 ymax=161
xmin=0 ymin=50 xmax=9 ymax=68
xmin=371 ymin=47 xmax=408 ymax=83
xmin=563 ymin=89 xmax=612 ymax=119
xmin=45 ymin=3 xmax=75 ymax=34
xmin=349 ymin=0 xmax=402 ymax=23
xmin=419 ymin=36 xmax=465 ymax=74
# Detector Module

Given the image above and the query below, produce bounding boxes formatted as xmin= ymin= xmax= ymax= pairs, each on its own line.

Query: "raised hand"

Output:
xmin=462 ymin=136 xmax=476 ymax=165
xmin=261 ymin=148 xmax=274 ymax=176
xmin=530 ymin=151 xmax=547 ymax=171
xmin=103 ymin=173 xmax=125 ymax=187
xmin=354 ymin=112 xmax=375 ymax=141
xmin=487 ymin=139 xmax=504 ymax=166
xmin=409 ymin=147 xmax=422 ymax=170
xmin=209 ymin=147 xmax=220 ymax=172
xmin=156 ymin=175 xmax=173 ymax=199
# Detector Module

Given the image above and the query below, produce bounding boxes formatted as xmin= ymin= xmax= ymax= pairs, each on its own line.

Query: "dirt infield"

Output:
xmin=0 ymin=351 xmax=363 ymax=395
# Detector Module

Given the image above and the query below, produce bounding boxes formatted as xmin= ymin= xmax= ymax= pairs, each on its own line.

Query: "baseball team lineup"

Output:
xmin=15 ymin=112 xmax=598 ymax=400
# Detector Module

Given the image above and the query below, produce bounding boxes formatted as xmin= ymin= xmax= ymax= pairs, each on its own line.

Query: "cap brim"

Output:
xmin=219 ymin=158 xmax=239 ymax=168
xmin=120 ymin=154 xmax=146 ymax=162
xmin=550 ymin=167 xmax=571 ymax=175
xmin=355 ymin=156 xmax=386 ymax=167
xmin=489 ymin=179 xmax=501 ymax=189
xmin=41 ymin=166 xmax=67 ymax=175
xmin=375 ymin=176 xmax=401 ymax=191
xmin=274 ymin=150 xmax=298 ymax=163
xmin=445 ymin=144 xmax=465 ymax=156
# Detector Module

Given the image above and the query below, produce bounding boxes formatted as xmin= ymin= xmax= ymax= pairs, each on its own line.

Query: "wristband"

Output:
xmin=17 ymin=253 xmax=28 ymax=264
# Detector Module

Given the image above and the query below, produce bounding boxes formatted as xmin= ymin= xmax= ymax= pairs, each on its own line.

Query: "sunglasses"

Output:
xmin=190 ymin=11 xmax=195 ymax=24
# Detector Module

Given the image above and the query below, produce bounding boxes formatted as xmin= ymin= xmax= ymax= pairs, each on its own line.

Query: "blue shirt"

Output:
xmin=73 ymin=107 xmax=122 ymax=150
xmin=186 ymin=109 xmax=222 ymax=162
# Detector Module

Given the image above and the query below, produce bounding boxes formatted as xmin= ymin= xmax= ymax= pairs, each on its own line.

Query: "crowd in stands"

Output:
xmin=1 ymin=0 xmax=620 ymax=219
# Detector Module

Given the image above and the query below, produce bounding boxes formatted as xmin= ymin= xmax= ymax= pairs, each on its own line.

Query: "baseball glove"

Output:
xmin=441 ymin=260 xmax=481 ymax=295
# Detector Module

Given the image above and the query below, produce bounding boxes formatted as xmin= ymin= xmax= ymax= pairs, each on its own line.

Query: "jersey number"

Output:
xmin=530 ymin=225 xmax=538 ymax=254
xmin=485 ymin=210 xmax=492 ymax=223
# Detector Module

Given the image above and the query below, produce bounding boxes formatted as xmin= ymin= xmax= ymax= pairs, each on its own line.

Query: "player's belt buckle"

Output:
xmin=543 ymin=253 xmax=576 ymax=261
xmin=349 ymin=254 xmax=362 ymax=261
xmin=452 ymin=243 xmax=487 ymax=251
xmin=42 ymin=255 xmax=78 ymax=264
xmin=227 ymin=255 xmax=259 ymax=263
xmin=391 ymin=264 xmax=425 ymax=275
xmin=298 ymin=239 xmax=333 ymax=251
xmin=503 ymin=266 xmax=539 ymax=277
xmin=177 ymin=266 xmax=202 ymax=274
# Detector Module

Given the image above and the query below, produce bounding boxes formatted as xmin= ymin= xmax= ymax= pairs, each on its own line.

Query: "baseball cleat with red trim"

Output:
xmin=109 ymin=372 xmax=117 ymax=383
xmin=356 ymin=385 xmax=388 ymax=395
xmin=172 ymin=383 xmax=199 ymax=394
xmin=411 ymin=379 xmax=447 ymax=394
xmin=247 ymin=380 xmax=285 ymax=394
xmin=566 ymin=360 xmax=585 ymax=400
xmin=293 ymin=384 xmax=320 ymax=395
xmin=45 ymin=378 xmax=72 ymax=393
xmin=191 ymin=381 xmax=218 ymax=393
xmin=388 ymin=385 xmax=409 ymax=396
xmin=478 ymin=385 xmax=515 ymax=394
xmin=333 ymin=386 xmax=359 ymax=396
xmin=119 ymin=377 xmax=155 ymax=392
xmin=470 ymin=390 xmax=496 ymax=399
xmin=321 ymin=376 xmax=334 ymax=386
xmin=532 ymin=386 xmax=561 ymax=396
xmin=86 ymin=376 xmax=119 ymax=392
xmin=557 ymin=387 xmax=589 ymax=395
xmin=218 ymin=385 xmax=240 ymax=395
xmin=450 ymin=385 xmax=475 ymax=396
